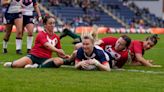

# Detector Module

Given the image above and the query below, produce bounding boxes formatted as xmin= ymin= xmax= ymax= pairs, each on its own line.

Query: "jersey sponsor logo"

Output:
xmin=46 ymin=36 xmax=58 ymax=47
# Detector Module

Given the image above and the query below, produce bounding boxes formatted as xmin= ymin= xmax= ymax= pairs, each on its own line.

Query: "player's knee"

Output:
xmin=16 ymin=32 xmax=22 ymax=37
xmin=12 ymin=61 xmax=24 ymax=68
xmin=53 ymin=57 xmax=63 ymax=67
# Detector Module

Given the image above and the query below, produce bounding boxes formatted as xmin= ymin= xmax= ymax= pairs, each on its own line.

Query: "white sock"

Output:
xmin=16 ymin=39 xmax=22 ymax=50
xmin=27 ymin=36 xmax=33 ymax=49
xmin=3 ymin=40 xmax=8 ymax=49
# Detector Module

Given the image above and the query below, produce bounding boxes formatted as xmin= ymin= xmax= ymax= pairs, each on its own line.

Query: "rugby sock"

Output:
xmin=40 ymin=61 xmax=59 ymax=68
xmin=16 ymin=38 xmax=22 ymax=50
xmin=66 ymin=29 xmax=80 ymax=39
xmin=63 ymin=59 xmax=72 ymax=65
xmin=3 ymin=40 xmax=8 ymax=49
xmin=27 ymin=36 xmax=33 ymax=50
xmin=60 ymin=31 xmax=67 ymax=39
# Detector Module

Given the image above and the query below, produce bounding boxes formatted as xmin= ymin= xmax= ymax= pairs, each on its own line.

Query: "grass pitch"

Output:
xmin=0 ymin=33 xmax=164 ymax=92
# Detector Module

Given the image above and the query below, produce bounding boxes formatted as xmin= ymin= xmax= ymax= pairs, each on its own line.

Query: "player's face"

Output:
xmin=115 ymin=37 xmax=126 ymax=51
xmin=82 ymin=39 xmax=94 ymax=55
xmin=143 ymin=40 xmax=155 ymax=50
xmin=45 ymin=18 xmax=55 ymax=32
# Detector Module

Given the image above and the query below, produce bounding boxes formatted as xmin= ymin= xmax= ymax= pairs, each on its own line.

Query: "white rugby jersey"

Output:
xmin=7 ymin=0 xmax=22 ymax=13
xmin=22 ymin=0 xmax=37 ymax=16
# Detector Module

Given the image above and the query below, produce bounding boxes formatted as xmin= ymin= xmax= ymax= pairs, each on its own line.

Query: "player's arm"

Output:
xmin=33 ymin=2 xmax=42 ymax=21
xmin=95 ymin=39 xmax=104 ymax=45
xmin=56 ymin=49 xmax=70 ymax=59
xmin=89 ymin=59 xmax=111 ymax=71
xmin=43 ymin=42 xmax=65 ymax=56
xmin=135 ymin=53 xmax=161 ymax=67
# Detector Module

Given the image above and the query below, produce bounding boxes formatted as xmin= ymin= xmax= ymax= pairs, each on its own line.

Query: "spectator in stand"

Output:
xmin=80 ymin=0 xmax=90 ymax=14
xmin=49 ymin=0 xmax=60 ymax=6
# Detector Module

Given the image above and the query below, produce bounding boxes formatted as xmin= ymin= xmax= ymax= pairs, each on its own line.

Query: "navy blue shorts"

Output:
xmin=23 ymin=15 xmax=34 ymax=26
xmin=26 ymin=54 xmax=48 ymax=65
xmin=4 ymin=12 xmax=22 ymax=24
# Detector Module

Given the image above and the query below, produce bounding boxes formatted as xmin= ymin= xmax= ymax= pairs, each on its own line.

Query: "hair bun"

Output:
xmin=152 ymin=34 xmax=160 ymax=39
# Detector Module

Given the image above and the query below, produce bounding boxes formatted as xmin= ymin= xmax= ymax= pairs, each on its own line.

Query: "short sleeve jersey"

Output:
xmin=129 ymin=40 xmax=144 ymax=61
xmin=30 ymin=31 xmax=61 ymax=58
xmin=100 ymin=36 xmax=129 ymax=68
xmin=22 ymin=0 xmax=37 ymax=15
xmin=75 ymin=46 xmax=109 ymax=65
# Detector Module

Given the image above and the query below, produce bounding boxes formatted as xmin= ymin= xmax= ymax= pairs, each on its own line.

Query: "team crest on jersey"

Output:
xmin=47 ymin=36 xmax=58 ymax=47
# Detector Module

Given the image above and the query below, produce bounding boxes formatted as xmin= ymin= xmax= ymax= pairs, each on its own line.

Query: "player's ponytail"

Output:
xmin=146 ymin=34 xmax=159 ymax=45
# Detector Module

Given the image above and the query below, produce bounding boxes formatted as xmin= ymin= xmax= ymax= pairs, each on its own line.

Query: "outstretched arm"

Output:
xmin=44 ymin=42 xmax=65 ymax=56
xmin=135 ymin=53 xmax=161 ymax=67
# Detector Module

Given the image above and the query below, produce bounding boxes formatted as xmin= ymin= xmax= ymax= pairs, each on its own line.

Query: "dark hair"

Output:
xmin=43 ymin=16 xmax=55 ymax=25
xmin=121 ymin=35 xmax=131 ymax=47
xmin=146 ymin=34 xmax=159 ymax=45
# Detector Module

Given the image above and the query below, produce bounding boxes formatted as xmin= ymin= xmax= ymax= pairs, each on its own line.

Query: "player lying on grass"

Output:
xmin=4 ymin=16 xmax=70 ymax=68
xmin=129 ymin=34 xmax=161 ymax=67
xmin=97 ymin=35 xmax=131 ymax=69
xmin=75 ymin=32 xmax=110 ymax=71
xmin=71 ymin=34 xmax=131 ymax=69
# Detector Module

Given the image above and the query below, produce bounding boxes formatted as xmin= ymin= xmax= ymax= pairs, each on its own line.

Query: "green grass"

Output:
xmin=0 ymin=33 xmax=164 ymax=92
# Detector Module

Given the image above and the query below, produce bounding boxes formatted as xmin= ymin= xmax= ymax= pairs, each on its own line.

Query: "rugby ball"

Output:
xmin=82 ymin=65 xmax=97 ymax=70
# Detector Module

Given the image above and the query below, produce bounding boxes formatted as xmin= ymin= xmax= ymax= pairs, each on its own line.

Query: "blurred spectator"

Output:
xmin=49 ymin=0 xmax=60 ymax=6
xmin=82 ymin=14 xmax=92 ymax=26
xmin=80 ymin=0 xmax=91 ymax=14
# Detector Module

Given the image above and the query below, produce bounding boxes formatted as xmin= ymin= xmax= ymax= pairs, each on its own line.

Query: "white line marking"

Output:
xmin=114 ymin=69 xmax=164 ymax=74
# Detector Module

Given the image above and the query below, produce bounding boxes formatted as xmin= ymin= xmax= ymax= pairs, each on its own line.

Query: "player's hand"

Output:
xmin=56 ymin=49 xmax=65 ymax=56
xmin=87 ymin=59 xmax=100 ymax=66
xmin=152 ymin=65 xmax=162 ymax=68
xmin=38 ymin=16 xmax=43 ymax=23
xmin=147 ymin=60 xmax=153 ymax=63
xmin=81 ymin=61 xmax=90 ymax=69
xmin=64 ymin=55 xmax=70 ymax=59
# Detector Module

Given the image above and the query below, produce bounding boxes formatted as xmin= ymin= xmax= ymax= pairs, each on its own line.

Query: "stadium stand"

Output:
xmin=40 ymin=0 xmax=123 ymax=27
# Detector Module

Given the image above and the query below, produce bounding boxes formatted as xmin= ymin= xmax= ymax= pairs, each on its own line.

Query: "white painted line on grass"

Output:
xmin=114 ymin=69 xmax=164 ymax=74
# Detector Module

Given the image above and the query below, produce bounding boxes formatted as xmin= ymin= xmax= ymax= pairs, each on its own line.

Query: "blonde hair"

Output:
xmin=81 ymin=25 xmax=98 ymax=43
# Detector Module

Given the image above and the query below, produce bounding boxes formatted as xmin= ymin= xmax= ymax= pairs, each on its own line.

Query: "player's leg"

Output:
xmin=26 ymin=23 xmax=34 ymax=53
xmin=40 ymin=57 xmax=64 ymax=68
xmin=63 ymin=50 xmax=77 ymax=65
xmin=4 ymin=56 xmax=33 ymax=68
xmin=23 ymin=15 xmax=34 ymax=53
xmin=3 ymin=24 xmax=13 ymax=53
xmin=60 ymin=29 xmax=68 ymax=39
xmin=14 ymin=14 xmax=23 ymax=54
xmin=3 ymin=13 xmax=14 ymax=53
